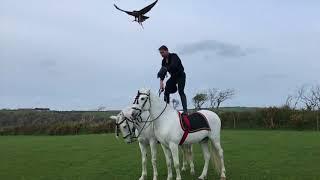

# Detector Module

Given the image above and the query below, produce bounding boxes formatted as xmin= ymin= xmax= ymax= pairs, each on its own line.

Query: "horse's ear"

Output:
xmin=110 ymin=116 xmax=117 ymax=120
xmin=147 ymin=89 xmax=151 ymax=94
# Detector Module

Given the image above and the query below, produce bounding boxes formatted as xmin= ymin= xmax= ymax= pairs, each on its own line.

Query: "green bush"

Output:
xmin=218 ymin=107 xmax=319 ymax=130
xmin=0 ymin=108 xmax=319 ymax=135
xmin=0 ymin=110 xmax=118 ymax=135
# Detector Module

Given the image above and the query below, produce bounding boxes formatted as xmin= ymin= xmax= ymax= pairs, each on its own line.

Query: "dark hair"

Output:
xmin=158 ymin=45 xmax=168 ymax=51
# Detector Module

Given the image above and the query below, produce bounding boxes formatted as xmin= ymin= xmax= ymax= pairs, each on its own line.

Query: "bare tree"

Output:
xmin=292 ymin=85 xmax=307 ymax=109
xmin=171 ymin=98 xmax=180 ymax=110
xmin=311 ymin=85 xmax=320 ymax=109
xmin=216 ymin=89 xmax=235 ymax=109
xmin=284 ymin=95 xmax=293 ymax=109
xmin=289 ymin=84 xmax=320 ymax=131
xmin=310 ymin=85 xmax=320 ymax=131
xmin=301 ymin=86 xmax=318 ymax=111
xmin=192 ymin=92 xmax=208 ymax=109
xmin=291 ymin=85 xmax=320 ymax=111
xmin=208 ymin=88 xmax=218 ymax=109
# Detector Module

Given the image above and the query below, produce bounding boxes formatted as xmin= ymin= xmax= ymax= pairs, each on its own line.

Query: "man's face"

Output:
xmin=159 ymin=50 xmax=169 ymax=58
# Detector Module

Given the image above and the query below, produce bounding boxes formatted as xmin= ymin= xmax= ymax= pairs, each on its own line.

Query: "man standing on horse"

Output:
xmin=157 ymin=45 xmax=188 ymax=115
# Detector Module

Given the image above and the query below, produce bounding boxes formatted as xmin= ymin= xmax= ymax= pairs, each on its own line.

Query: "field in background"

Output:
xmin=0 ymin=130 xmax=319 ymax=180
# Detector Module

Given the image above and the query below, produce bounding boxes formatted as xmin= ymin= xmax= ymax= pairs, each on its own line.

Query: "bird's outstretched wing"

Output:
xmin=139 ymin=0 xmax=158 ymax=15
xmin=114 ymin=4 xmax=135 ymax=16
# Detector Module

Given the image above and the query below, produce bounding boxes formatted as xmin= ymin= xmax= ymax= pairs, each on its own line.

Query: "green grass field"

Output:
xmin=0 ymin=130 xmax=319 ymax=180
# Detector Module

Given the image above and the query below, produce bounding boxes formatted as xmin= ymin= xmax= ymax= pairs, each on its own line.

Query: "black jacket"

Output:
xmin=159 ymin=53 xmax=184 ymax=80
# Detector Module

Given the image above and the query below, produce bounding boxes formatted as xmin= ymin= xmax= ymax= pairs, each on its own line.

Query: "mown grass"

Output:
xmin=0 ymin=130 xmax=319 ymax=180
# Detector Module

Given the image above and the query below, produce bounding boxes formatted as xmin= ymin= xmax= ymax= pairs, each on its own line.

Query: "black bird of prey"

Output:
xmin=114 ymin=0 xmax=158 ymax=28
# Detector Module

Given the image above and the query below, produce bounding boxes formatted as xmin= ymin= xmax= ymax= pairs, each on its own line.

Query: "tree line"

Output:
xmin=1 ymin=85 xmax=320 ymax=135
xmin=0 ymin=110 xmax=117 ymax=135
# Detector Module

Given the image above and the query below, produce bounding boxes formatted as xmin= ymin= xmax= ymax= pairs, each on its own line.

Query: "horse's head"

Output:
xmin=131 ymin=89 xmax=151 ymax=119
xmin=110 ymin=108 xmax=136 ymax=144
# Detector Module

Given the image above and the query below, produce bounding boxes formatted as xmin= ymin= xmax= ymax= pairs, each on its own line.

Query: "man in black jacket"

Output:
xmin=157 ymin=45 xmax=188 ymax=114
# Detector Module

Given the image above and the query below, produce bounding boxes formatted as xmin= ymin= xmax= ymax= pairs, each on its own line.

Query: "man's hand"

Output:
xmin=160 ymin=80 xmax=164 ymax=91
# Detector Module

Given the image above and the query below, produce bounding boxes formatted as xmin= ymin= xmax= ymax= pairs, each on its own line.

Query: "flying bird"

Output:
xmin=114 ymin=0 xmax=158 ymax=28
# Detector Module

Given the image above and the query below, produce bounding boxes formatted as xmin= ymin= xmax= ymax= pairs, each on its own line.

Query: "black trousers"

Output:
xmin=164 ymin=72 xmax=188 ymax=112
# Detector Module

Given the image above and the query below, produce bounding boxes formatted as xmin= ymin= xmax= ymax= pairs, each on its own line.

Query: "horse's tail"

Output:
xmin=210 ymin=140 xmax=221 ymax=174
xmin=200 ymin=110 xmax=223 ymax=175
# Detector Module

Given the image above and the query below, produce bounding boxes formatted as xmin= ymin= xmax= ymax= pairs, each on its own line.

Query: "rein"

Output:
xmin=133 ymin=89 xmax=167 ymax=123
xmin=129 ymin=89 xmax=167 ymax=140
xmin=131 ymin=104 xmax=167 ymax=141
xmin=114 ymin=112 xmax=151 ymax=142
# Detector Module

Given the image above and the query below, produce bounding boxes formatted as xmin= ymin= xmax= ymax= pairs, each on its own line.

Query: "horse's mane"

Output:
xmin=148 ymin=90 xmax=177 ymax=114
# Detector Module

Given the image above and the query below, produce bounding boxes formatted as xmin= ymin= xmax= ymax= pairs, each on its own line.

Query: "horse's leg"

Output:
xmin=181 ymin=145 xmax=187 ymax=172
xmin=199 ymin=141 xmax=210 ymax=180
xmin=138 ymin=142 xmax=147 ymax=180
xmin=150 ymin=140 xmax=158 ymax=180
xmin=187 ymin=144 xmax=195 ymax=175
xmin=169 ymin=142 xmax=182 ymax=180
xmin=212 ymin=141 xmax=226 ymax=179
xmin=161 ymin=144 xmax=173 ymax=180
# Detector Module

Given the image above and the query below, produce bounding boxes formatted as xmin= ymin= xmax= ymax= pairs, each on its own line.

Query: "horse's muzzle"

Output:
xmin=131 ymin=107 xmax=141 ymax=119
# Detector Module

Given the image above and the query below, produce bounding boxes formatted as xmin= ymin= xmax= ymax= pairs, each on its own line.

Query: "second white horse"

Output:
xmin=110 ymin=107 xmax=194 ymax=180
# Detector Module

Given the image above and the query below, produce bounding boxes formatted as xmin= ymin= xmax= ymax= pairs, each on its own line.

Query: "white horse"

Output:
xmin=129 ymin=89 xmax=227 ymax=180
xmin=110 ymin=107 xmax=195 ymax=180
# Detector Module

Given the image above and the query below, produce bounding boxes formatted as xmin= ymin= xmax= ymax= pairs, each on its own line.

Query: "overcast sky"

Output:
xmin=1 ymin=0 xmax=319 ymax=110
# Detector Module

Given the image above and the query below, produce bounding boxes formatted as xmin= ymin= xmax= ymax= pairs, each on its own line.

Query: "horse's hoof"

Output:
xmin=152 ymin=176 xmax=157 ymax=180
xmin=198 ymin=175 xmax=206 ymax=180
xmin=220 ymin=177 xmax=226 ymax=180
xmin=139 ymin=176 xmax=146 ymax=180
xmin=181 ymin=167 xmax=186 ymax=171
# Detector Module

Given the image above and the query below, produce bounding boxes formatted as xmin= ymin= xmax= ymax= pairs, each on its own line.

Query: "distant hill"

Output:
xmin=217 ymin=106 xmax=261 ymax=112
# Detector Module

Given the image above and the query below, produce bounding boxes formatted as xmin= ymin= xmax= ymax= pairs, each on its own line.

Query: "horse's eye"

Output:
xmin=141 ymin=98 xmax=145 ymax=101
xmin=123 ymin=125 xmax=127 ymax=129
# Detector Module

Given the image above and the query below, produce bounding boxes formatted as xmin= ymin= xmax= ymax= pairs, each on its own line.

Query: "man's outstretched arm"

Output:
xmin=157 ymin=66 xmax=167 ymax=90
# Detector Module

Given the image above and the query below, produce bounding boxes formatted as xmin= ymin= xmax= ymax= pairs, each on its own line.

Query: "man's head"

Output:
xmin=159 ymin=45 xmax=169 ymax=58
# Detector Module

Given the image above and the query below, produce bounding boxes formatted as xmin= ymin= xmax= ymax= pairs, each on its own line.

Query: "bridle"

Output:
xmin=131 ymin=90 xmax=167 ymax=127
xmin=133 ymin=91 xmax=151 ymax=110
xmin=115 ymin=112 xmax=141 ymax=140
xmin=115 ymin=112 xmax=154 ymax=143
xmin=115 ymin=113 xmax=133 ymax=139
xmin=116 ymin=90 xmax=167 ymax=142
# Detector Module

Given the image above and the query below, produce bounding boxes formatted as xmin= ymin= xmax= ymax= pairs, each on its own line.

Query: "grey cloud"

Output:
xmin=178 ymin=40 xmax=250 ymax=57
xmin=260 ymin=73 xmax=288 ymax=80
xmin=257 ymin=73 xmax=289 ymax=82
xmin=39 ymin=59 xmax=58 ymax=68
